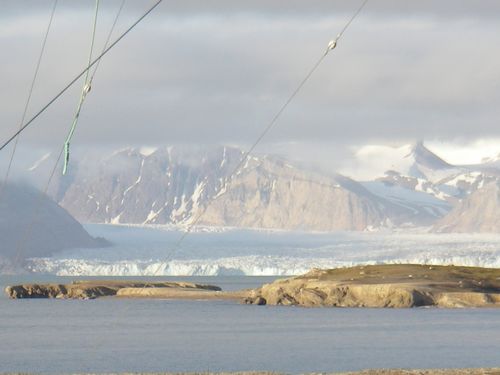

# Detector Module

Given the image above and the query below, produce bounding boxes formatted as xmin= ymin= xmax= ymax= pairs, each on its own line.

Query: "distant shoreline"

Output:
xmin=2 ymin=370 xmax=499 ymax=375
xmin=6 ymin=264 xmax=500 ymax=308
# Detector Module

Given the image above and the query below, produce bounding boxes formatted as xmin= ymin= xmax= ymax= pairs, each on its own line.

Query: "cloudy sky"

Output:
xmin=1 ymin=0 xmax=500 ymax=170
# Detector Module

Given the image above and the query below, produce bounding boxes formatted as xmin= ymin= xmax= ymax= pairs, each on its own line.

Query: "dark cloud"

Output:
xmin=4 ymin=0 xmax=500 ymax=18
xmin=0 ymin=0 xmax=499 ymax=157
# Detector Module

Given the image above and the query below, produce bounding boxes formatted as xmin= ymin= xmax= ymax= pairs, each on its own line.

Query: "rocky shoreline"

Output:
xmin=5 ymin=280 xmax=224 ymax=300
xmin=2 ymin=370 xmax=500 ymax=374
xmin=335 ymin=371 xmax=500 ymax=374
xmin=244 ymin=264 xmax=500 ymax=308
xmin=6 ymin=265 xmax=500 ymax=308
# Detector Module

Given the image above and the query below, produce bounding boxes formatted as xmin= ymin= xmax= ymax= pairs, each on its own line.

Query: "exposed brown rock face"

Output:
xmin=200 ymin=161 xmax=393 ymax=231
xmin=23 ymin=142 xmax=500 ymax=233
xmin=46 ymin=146 xmax=439 ymax=231
xmin=116 ymin=287 xmax=246 ymax=300
xmin=6 ymin=265 xmax=500 ymax=308
xmin=244 ymin=264 xmax=500 ymax=308
xmin=5 ymin=281 xmax=221 ymax=299
xmin=434 ymin=181 xmax=500 ymax=233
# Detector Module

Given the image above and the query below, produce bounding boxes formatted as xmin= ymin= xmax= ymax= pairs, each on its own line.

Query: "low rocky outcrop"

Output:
xmin=244 ymin=264 xmax=500 ymax=308
xmin=7 ymin=265 xmax=500 ymax=308
xmin=116 ymin=287 xmax=247 ymax=300
xmin=5 ymin=280 xmax=221 ymax=299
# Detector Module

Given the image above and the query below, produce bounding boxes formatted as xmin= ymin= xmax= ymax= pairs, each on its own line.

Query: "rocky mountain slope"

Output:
xmin=24 ymin=142 xmax=500 ymax=232
xmin=359 ymin=141 xmax=496 ymax=204
xmin=351 ymin=142 xmax=500 ymax=232
xmin=29 ymin=145 xmax=449 ymax=231
xmin=0 ymin=183 xmax=108 ymax=271
xmin=434 ymin=181 xmax=500 ymax=233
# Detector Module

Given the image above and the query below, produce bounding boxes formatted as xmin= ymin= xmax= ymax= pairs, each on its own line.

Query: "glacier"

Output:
xmin=26 ymin=224 xmax=500 ymax=276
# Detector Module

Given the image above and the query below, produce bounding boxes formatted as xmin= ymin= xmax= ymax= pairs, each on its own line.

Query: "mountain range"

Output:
xmin=24 ymin=142 xmax=500 ymax=233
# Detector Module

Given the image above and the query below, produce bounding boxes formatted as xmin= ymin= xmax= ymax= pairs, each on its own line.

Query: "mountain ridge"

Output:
xmin=23 ymin=141 xmax=500 ymax=233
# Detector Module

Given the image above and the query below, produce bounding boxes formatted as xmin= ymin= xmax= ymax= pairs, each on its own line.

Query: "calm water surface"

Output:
xmin=0 ymin=275 xmax=499 ymax=373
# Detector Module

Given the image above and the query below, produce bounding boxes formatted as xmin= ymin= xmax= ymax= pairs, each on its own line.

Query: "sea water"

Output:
xmin=2 ymin=225 xmax=500 ymax=372
xmin=0 ymin=275 xmax=500 ymax=373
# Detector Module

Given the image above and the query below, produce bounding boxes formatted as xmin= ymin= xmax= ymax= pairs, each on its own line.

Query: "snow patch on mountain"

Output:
xmin=139 ymin=146 xmax=158 ymax=157
xmin=362 ymin=181 xmax=450 ymax=218
xmin=27 ymin=152 xmax=51 ymax=171
xmin=21 ymin=140 xmax=500 ymax=232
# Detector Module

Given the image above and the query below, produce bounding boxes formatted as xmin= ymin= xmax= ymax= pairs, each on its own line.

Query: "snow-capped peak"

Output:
xmin=27 ymin=152 xmax=51 ymax=171
xmin=408 ymin=141 xmax=453 ymax=171
xmin=342 ymin=141 xmax=456 ymax=181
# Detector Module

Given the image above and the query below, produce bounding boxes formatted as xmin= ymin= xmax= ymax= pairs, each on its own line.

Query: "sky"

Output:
xmin=1 ymin=0 xmax=500 ymax=170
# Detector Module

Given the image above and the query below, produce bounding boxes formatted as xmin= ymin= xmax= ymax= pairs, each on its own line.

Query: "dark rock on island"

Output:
xmin=5 ymin=280 xmax=222 ymax=299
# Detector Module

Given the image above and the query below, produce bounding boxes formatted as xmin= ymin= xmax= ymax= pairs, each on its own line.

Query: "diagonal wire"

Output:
xmin=90 ymin=0 xmax=127 ymax=84
xmin=12 ymin=0 xmax=100 ymax=266
xmin=174 ymin=0 xmax=369 ymax=247
xmin=337 ymin=0 xmax=369 ymax=40
xmin=167 ymin=54 xmax=328 ymax=252
xmin=131 ymin=0 xmax=370 ymax=287
xmin=0 ymin=0 xmax=58 ymax=198
xmin=0 ymin=0 xmax=163 ymax=153
xmin=9 ymin=0 xmax=155 ymax=268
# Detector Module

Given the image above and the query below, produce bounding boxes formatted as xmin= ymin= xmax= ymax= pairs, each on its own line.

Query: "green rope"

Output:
xmin=62 ymin=0 xmax=100 ymax=175
xmin=0 ymin=0 xmax=161 ymax=154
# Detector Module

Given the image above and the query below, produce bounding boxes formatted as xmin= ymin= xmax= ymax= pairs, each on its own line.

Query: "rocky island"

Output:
xmin=5 ymin=280 xmax=225 ymax=300
xmin=244 ymin=264 xmax=500 ymax=308
xmin=6 ymin=265 xmax=500 ymax=308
